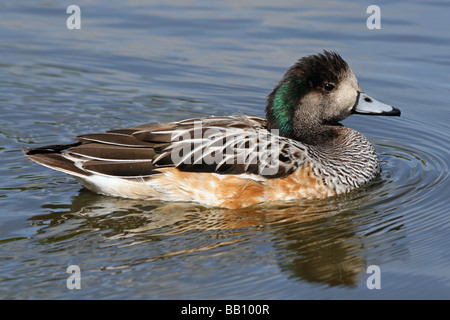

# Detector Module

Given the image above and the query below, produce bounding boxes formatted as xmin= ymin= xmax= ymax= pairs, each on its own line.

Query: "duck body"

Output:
xmin=25 ymin=51 xmax=400 ymax=209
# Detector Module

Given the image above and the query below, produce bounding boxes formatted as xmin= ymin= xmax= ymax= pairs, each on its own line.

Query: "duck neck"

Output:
xmin=266 ymin=76 xmax=304 ymax=138
xmin=291 ymin=123 xmax=340 ymax=146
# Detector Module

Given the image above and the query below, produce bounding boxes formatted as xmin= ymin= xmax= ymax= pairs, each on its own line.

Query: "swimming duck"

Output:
xmin=25 ymin=50 xmax=400 ymax=209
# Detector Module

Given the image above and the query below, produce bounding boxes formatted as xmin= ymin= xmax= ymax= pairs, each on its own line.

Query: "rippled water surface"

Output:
xmin=0 ymin=0 xmax=449 ymax=299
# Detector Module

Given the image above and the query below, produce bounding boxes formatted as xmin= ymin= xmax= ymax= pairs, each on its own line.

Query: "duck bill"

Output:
xmin=352 ymin=92 xmax=401 ymax=116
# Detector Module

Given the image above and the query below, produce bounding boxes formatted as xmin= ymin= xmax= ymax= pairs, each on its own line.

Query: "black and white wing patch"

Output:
xmin=151 ymin=117 xmax=307 ymax=178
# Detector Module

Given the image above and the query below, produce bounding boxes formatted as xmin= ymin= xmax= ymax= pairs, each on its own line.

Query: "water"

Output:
xmin=0 ymin=0 xmax=449 ymax=299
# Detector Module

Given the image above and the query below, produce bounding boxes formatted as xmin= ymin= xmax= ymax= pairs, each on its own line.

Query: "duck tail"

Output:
xmin=24 ymin=142 xmax=89 ymax=177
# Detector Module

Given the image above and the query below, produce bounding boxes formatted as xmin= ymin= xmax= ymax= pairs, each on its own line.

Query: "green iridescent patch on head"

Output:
xmin=270 ymin=76 xmax=305 ymax=136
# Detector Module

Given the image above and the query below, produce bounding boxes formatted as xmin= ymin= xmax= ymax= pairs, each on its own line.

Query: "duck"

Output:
xmin=24 ymin=50 xmax=400 ymax=209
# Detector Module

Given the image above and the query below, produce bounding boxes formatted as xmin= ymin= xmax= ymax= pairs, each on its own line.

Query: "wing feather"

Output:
xmin=26 ymin=115 xmax=307 ymax=180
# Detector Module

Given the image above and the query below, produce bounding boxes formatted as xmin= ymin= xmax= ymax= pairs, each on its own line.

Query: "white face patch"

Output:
xmin=322 ymin=70 xmax=360 ymax=122
xmin=335 ymin=71 xmax=359 ymax=111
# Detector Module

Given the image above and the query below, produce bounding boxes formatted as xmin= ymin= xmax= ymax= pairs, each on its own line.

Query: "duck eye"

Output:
xmin=324 ymin=83 xmax=335 ymax=92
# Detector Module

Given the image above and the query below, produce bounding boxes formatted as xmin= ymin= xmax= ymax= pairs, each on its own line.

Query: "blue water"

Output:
xmin=0 ymin=0 xmax=449 ymax=299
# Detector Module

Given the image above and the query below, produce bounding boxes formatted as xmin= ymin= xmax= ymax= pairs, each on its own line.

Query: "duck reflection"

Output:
xmin=29 ymin=187 xmax=403 ymax=288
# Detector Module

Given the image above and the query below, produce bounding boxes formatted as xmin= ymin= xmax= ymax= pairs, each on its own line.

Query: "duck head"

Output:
xmin=266 ymin=50 xmax=400 ymax=145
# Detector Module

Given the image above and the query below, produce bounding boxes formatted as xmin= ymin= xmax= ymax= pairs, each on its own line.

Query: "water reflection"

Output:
xmin=267 ymin=207 xmax=366 ymax=287
xmin=28 ymin=186 xmax=406 ymax=288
